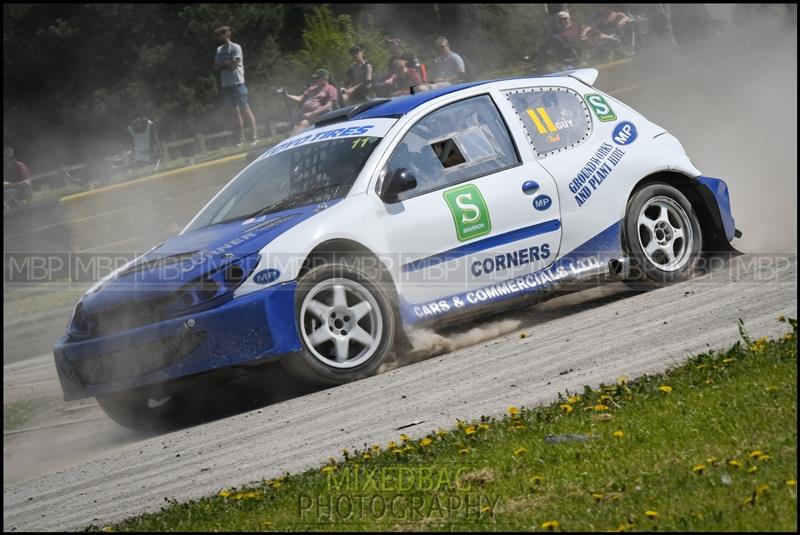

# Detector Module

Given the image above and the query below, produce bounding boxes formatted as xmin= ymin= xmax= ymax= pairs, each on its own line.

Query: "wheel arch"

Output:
xmin=298 ymin=238 xmax=413 ymax=352
xmin=629 ymin=171 xmax=734 ymax=253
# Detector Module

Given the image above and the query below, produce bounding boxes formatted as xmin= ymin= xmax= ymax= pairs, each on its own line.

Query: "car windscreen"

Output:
xmin=185 ymin=135 xmax=382 ymax=231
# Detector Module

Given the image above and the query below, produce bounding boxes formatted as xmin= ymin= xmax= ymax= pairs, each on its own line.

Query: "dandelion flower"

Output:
xmin=644 ymin=510 xmax=659 ymax=518
xmin=658 ymin=385 xmax=672 ymax=394
xmin=541 ymin=520 xmax=560 ymax=530
xmin=481 ymin=505 xmax=493 ymax=513
xmin=747 ymin=466 xmax=758 ymax=474
xmin=530 ymin=475 xmax=544 ymax=484
xmin=561 ymin=404 xmax=574 ymax=413
xmin=321 ymin=466 xmax=336 ymax=474
xmin=479 ymin=423 xmax=490 ymax=431
xmin=755 ymin=484 xmax=769 ymax=495
xmin=465 ymin=426 xmax=477 ymax=436
xmin=618 ymin=375 xmax=629 ymax=385
xmin=758 ymin=454 xmax=771 ymax=462
xmin=399 ymin=434 xmax=410 ymax=442
xmin=748 ymin=450 xmax=763 ymax=458
xmin=436 ymin=430 xmax=448 ymax=437
xmin=514 ymin=447 xmax=527 ymax=455
xmin=692 ymin=464 xmax=706 ymax=474
xmin=567 ymin=395 xmax=581 ymax=404
xmin=508 ymin=406 xmax=520 ymax=416
xmin=742 ymin=494 xmax=755 ymax=506
xmin=514 ymin=422 xmax=526 ymax=429
xmin=785 ymin=479 xmax=796 ymax=486
xmin=458 ymin=447 xmax=470 ymax=455
xmin=591 ymin=492 xmax=604 ymax=501
xmin=593 ymin=404 xmax=609 ymax=411
xmin=218 ymin=489 xmax=231 ymax=497
xmin=420 ymin=438 xmax=433 ymax=447
xmin=613 ymin=431 xmax=625 ymax=438
xmin=706 ymin=456 xmax=718 ymax=465
xmin=728 ymin=459 xmax=743 ymax=469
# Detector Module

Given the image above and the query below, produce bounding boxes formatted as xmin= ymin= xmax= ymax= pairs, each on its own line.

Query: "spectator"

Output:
xmin=384 ymin=57 xmax=422 ymax=96
xmin=431 ymin=36 xmax=466 ymax=85
xmin=3 ymin=146 xmax=32 ymax=209
xmin=581 ymin=5 xmax=632 ymax=62
xmin=341 ymin=44 xmax=374 ymax=105
xmin=539 ymin=11 xmax=584 ymax=71
xmin=386 ymin=37 xmax=427 ymax=82
xmin=213 ymin=25 xmax=259 ymax=146
xmin=285 ymin=68 xmax=339 ymax=135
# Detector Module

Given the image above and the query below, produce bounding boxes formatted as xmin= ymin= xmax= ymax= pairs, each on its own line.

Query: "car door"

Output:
xmin=372 ymin=94 xmax=563 ymax=321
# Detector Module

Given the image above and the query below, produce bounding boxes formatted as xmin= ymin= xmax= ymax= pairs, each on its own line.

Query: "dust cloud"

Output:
xmin=407 ymin=319 xmax=522 ymax=355
xmin=615 ymin=4 xmax=797 ymax=254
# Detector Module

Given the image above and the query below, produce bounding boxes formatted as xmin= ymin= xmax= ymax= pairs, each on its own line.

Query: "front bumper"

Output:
xmin=54 ymin=281 xmax=301 ymax=400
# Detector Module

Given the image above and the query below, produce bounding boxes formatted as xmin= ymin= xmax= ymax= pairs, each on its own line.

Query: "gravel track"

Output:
xmin=3 ymin=255 xmax=795 ymax=531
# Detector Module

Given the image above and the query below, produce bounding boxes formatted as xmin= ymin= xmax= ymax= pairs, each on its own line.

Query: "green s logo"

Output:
xmin=585 ymin=93 xmax=617 ymax=122
xmin=443 ymin=184 xmax=492 ymax=242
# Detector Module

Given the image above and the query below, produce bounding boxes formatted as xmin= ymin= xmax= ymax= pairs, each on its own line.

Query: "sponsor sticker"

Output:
xmin=443 ymin=184 xmax=492 ymax=242
xmin=253 ymin=269 xmax=281 ymax=284
xmin=533 ymin=194 xmax=552 ymax=211
xmin=584 ymin=93 xmax=617 ymax=122
xmin=612 ymin=121 xmax=637 ymax=145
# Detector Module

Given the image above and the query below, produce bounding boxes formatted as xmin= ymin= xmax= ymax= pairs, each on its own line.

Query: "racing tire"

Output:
xmin=622 ymin=182 xmax=703 ymax=289
xmin=281 ymin=259 xmax=397 ymax=386
xmin=96 ymin=388 xmax=183 ymax=432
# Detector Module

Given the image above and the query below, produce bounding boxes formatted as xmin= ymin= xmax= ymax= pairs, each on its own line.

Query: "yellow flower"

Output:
xmin=514 ymin=447 xmax=527 ymax=455
xmin=618 ymin=375 xmax=629 ymax=385
xmin=728 ymin=459 xmax=743 ymax=469
xmin=372 ymin=444 xmax=381 ymax=451
xmin=742 ymin=494 xmax=755 ymax=506
xmin=387 ymin=441 xmax=398 ymax=450
xmin=658 ymin=385 xmax=672 ymax=394
xmin=508 ymin=406 xmax=520 ymax=416
xmin=593 ymin=404 xmax=609 ymax=411
xmin=321 ymin=466 xmax=336 ymax=474
xmin=420 ymin=437 xmax=433 ymax=447
xmin=758 ymin=454 xmax=771 ymax=462
xmin=706 ymin=456 xmax=719 ymax=465
xmin=747 ymin=466 xmax=758 ymax=474
xmin=530 ymin=475 xmax=544 ymax=484
xmin=599 ymin=394 xmax=612 ymax=403
xmin=218 ymin=489 xmax=231 ymax=497
xmin=692 ymin=464 xmax=706 ymax=474
xmin=436 ymin=430 xmax=448 ymax=437
xmin=644 ymin=510 xmax=659 ymax=518
xmin=262 ymin=520 xmax=273 ymax=529
xmin=567 ymin=395 xmax=581 ymax=404
xmin=541 ymin=520 xmax=560 ymax=530
xmin=561 ymin=404 xmax=574 ymax=413
xmin=722 ymin=358 xmax=734 ymax=363
xmin=514 ymin=422 xmax=526 ymax=429
xmin=755 ymin=483 xmax=769 ymax=495
xmin=613 ymin=431 xmax=625 ymax=438
xmin=610 ymin=523 xmax=627 ymax=532
xmin=481 ymin=505 xmax=493 ymax=513
xmin=267 ymin=477 xmax=284 ymax=490
xmin=785 ymin=479 xmax=797 ymax=486
xmin=362 ymin=453 xmax=371 ymax=460
xmin=748 ymin=450 xmax=763 ymax=458
xmin=591 ymin=492 xmax=604 ymax=501
xmin=519 ymin=332 xmax=529 ymax=339
xmin=479 ymin=423 xmax=490 ymax=431
xmin=778 ymin=315 xmax=786 ymax=322
xmin=465 ymin=426 xmax=477 ymax=436
xmin=458 ymin=447 xmax=470 ymax=455
xmin=705 ymin=379 xmax=714 ymax=385
xmin=399 ymin=434 xmax=410 ymax=442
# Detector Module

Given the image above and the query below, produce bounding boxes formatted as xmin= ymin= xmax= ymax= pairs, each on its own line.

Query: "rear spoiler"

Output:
xmin=543 ymin=68 xmax=599 ymax=87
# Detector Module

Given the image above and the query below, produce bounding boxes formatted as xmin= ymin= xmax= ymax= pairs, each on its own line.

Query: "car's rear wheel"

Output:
xmin=623 ymin=183 xmax=703 ymax=288
xmin=281 ymin=259 xmax=396 ymax=386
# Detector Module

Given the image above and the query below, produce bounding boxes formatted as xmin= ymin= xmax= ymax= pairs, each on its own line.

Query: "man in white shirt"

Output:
xmin=214 ymin=26 xmax=258 ymax=146
xmin=431 ymin=36 xmax=466 ymax=85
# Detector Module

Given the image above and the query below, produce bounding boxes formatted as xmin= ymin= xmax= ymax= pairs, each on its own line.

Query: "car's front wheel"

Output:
xmin=96 ymin=388 xmax=182 ymax=432
xmin=281 ymin=259 xmax=396 ymax=386
xmin=623 ymin=182 xmax=703 ymax=287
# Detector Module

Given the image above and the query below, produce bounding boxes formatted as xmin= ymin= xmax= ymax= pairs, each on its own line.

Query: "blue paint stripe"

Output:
xmin=402 ymin=219 xmax=561 ymax=273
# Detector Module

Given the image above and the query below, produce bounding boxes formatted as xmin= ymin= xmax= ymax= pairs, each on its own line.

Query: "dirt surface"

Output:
xmin=3 ymin=256 xmax=796 ymax=531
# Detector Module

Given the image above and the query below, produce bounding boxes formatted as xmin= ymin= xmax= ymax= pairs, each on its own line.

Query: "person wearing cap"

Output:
xmin=285 ymin=68 xmax=339 ymax=135
xmin=213 ymin=25 xmax=259 ymax=146
xmin=341 ymin=44 xmax=374 ymax=105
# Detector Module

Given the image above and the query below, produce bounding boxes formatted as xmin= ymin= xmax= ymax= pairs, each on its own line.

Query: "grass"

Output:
xmin=99 ymin=319 xmax=797 ymax=532
xmin=3 ymin=397 xmax=66 ymax=432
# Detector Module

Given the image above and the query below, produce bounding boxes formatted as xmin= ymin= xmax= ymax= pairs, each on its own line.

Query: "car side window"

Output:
xmin=385 ymin=95 xmax=519 ymax=201
xmin=504 ymin=87 xmax=592 ymax=157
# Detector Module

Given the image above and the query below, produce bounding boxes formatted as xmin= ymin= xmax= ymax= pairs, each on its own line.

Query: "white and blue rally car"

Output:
xmin=54 ymin=70 xmax=740 ymax=428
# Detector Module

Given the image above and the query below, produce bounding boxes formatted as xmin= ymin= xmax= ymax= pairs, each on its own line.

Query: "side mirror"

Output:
xmin=379 ymin=168 xmax=417 ymax=203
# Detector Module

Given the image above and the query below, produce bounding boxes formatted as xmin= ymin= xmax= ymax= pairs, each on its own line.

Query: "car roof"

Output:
xmin=350 ymin=68 xmax=598 ymax=121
